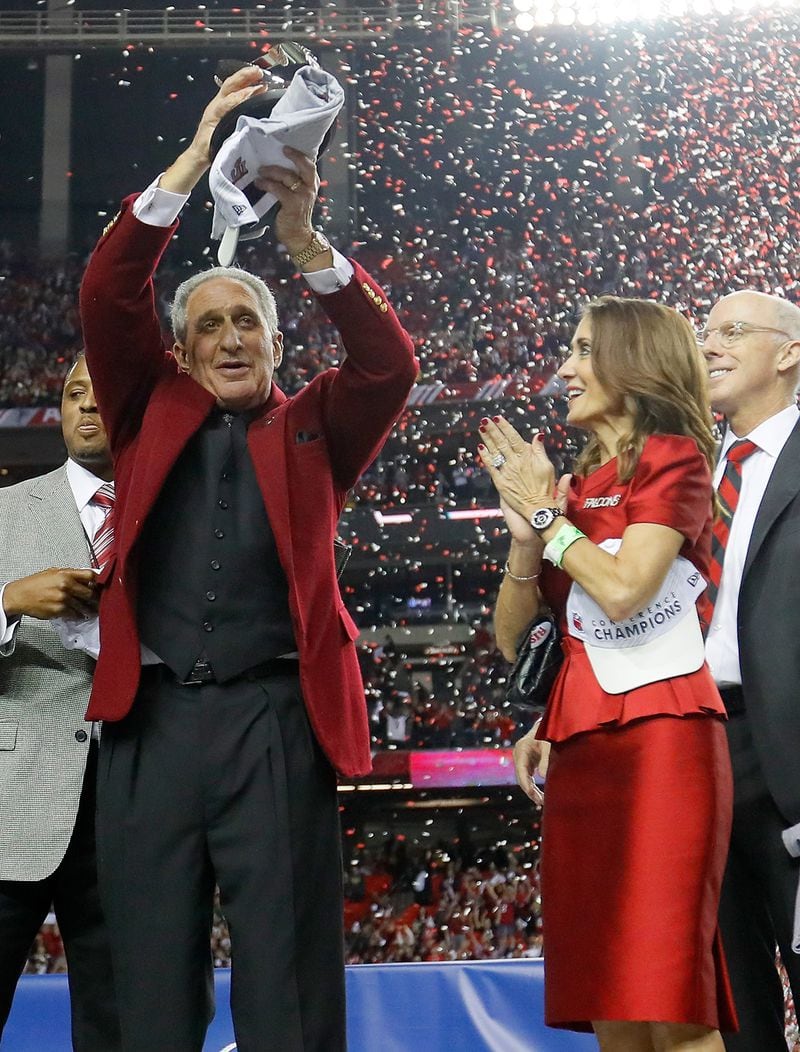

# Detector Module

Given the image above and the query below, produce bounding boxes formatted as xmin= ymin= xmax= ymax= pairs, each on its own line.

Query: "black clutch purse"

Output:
xmin=505 ymin=611 xmax=563 ymax=712
xmin=334 ymin=538 xmax=352 ymax=579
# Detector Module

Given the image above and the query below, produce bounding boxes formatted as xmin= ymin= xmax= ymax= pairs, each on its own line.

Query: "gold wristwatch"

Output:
xmin=291 ymin=230 xmax=331 ymax=268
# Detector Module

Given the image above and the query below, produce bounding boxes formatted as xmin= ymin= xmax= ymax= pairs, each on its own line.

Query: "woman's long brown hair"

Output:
xmin=573 ymin=295 xmax=717 ymax=483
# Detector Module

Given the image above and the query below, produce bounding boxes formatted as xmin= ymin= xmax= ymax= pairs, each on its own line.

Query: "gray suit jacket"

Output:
xmin=0 ymin=464 xmax=96 ymax=881
xmin=737 ymin=416 xmax=800 ymax=826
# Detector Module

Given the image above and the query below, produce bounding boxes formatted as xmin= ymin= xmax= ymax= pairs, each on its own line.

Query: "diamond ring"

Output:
xmin=289 ymin=180 xmax=301 ymax=192
xmin=491 ymin=452 xmax=506 ymax=469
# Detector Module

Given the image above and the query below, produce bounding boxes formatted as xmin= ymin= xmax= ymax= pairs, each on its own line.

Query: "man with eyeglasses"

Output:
xmin=701 ymin=290 xmax=800 ymax=1051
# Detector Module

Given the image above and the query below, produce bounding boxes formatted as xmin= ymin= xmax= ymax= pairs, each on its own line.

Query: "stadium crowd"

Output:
xmin=341 ymin=839 xmax=543 ymax=965
xmin=28 ymin=838 xmax=546 ymax=972
xmin=361 ymin=626 xmax=517 ymax=751
xmin=6 ymin=15 xmax=800 ymax=408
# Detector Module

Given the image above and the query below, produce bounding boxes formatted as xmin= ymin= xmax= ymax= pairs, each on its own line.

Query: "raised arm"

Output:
xmin=314 ymin=265 xmax=418 ymax=491
xmin=256 ymin=148 xmax=418 ymax=489
xmin=494 ymin=508 xmax=546 ymax=661
xmin=159 ymin=66 xmax=268 ymax=197
xmin=79 ymin=67 xmax=270 ymax=453
xmin=484 ymin=423 xmax=567 ymax=659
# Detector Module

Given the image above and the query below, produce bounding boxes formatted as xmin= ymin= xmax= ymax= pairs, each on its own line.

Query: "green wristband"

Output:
xmin=543 ymin=522 xmax=586 ymax=568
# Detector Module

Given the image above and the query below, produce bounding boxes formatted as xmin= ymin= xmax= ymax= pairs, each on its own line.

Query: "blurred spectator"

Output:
xmin=363 ymin=627 xmax=519 ymax=751
xmin=21 ymin=913 xmax=65 ymax=975
xmin=341 ymin=840 xmax=542 ymax=964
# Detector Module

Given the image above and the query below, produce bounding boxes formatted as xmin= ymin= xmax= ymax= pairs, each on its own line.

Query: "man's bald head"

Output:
xmin=715 ymin=290 xmax=800 ymax=339
xmin=703 ymin=290 xmax=800 ymax=435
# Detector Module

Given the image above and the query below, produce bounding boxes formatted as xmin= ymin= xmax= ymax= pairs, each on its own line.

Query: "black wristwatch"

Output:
xmin=529 ymin=507 xmax=562 ymax=532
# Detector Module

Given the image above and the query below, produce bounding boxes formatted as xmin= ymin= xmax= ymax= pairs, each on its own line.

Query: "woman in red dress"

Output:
xmin=479 ymin=296 xmax=737 ymax=1051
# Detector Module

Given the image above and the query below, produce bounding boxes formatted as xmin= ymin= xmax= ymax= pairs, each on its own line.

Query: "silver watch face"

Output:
xmin=530 ymin=507 xmax=557 ymax=530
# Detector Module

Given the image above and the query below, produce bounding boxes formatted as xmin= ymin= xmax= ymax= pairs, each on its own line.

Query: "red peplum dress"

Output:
xmin=535 ymin=433 xmax=738 ymax=1033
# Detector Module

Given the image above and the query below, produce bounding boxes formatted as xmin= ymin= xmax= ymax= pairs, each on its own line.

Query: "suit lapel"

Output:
xmin=27 ymin=466 xmax=91 ymax=566
xmin=247 ymin=390 xmax=295 ymax=591
xmin=119 ymin=373 xmax=215 ymax=556
xmin=743 ymin=417 xmax=800 ymax=580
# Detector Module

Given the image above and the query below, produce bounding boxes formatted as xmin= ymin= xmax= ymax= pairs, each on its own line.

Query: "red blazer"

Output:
xmin=79 ymin=196 xmax=417 ymax=777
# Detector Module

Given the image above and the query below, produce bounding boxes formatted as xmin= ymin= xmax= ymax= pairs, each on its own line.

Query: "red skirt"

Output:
xmin=540 ymin=713 xmax=738 ymax=1033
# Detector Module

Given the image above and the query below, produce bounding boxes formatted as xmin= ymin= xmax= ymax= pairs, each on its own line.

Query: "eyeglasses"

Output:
xmin=698 ymin=321 xmax=793 ymax=348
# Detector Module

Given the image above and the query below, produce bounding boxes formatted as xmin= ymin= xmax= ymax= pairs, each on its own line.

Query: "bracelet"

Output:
xmin=543 ymin=523 xmax=586 ymax=568
xmin=503 ymin=561 xmax=540 ymax=582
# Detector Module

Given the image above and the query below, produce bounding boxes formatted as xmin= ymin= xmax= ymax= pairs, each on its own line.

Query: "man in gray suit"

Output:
xmin=701 ymin=290 xmax=800 ymax=1050
xmin=0 ymin=354 xmax=121 ymax=1048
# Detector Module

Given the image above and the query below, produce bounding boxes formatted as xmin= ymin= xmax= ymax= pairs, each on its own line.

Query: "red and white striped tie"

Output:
xmin=705 ymin=439 xmax=758 ymax=621
xmin=90 ymin=483 xmax=116 ymax=571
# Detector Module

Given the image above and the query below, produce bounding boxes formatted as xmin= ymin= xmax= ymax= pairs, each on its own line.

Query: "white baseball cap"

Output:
xmin=209 ymin=65 xmax=344 ymax=266
xmin=565 ymin=539 xmax=707 ymax=694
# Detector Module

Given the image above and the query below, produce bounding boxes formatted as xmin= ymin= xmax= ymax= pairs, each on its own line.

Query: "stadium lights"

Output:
xmin=445 ymin=507 xmax=504 ymax=520
xmin=594 ymin=0 xmax=620 ymax=21
xmin=372 ymin=508 xmax=504 ymax=524
xmin=338 ymin=783 xmax=415 ymax=792
xmin=372 ymin=511 xmax=413 ymax=525
xmin=509 ymin=0 xmax=780 ymax=24
xmin=614 ymin=0 xmax=639 ymax=18
xmin=511 ymin=0 xmax=774 ymax=23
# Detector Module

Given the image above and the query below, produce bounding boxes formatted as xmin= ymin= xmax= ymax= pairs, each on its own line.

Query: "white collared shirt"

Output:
xmin=56 ymin=463 xmax=162 ymax=666
xmin=706 ymin=403 xmax=800 ymax=685
xmin=133 ymin=176 xmax=354 ymax=293
xmin=0 ymin=459 xmax=107 ymax=647
xmin=0 ymin=460 xmax=114 ymax=739
xmin=66 ymin=457 xmax=113 ymax=542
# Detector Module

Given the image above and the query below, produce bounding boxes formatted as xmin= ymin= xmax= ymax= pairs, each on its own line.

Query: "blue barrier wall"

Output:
xmin=2 ymin=961 xmax=597 ymax=1051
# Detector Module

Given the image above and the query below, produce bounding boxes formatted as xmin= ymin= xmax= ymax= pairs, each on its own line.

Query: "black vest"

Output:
xmin=137 ymin=409 xmax=295 ymax=681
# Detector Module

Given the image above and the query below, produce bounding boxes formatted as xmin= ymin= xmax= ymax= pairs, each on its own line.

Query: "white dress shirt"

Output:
xmin=51 ymin=463 xmax=161 ymax=666
xmin=67 ymin=457 xmax=114 ymax=546
xmin=133 ymin=175 xmax=355 ymax=292
xmin=0 ymin=459 xmax=106 ymax=648
xmin=0 ymin=460 xmax=114 ymax=738
xmin=706 ymin=403 xmax=800 ymax=685
xmin=47 ymin=459 xmax=114 ymax=661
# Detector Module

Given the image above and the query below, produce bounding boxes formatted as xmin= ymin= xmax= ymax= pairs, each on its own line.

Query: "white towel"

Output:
xmin=50 ymin=614 xmax=101 ymax=660
xmin=782 ymin=820 xmax=800 ymax=952
xmin=209 ymin=66 xmax=344 ymax=265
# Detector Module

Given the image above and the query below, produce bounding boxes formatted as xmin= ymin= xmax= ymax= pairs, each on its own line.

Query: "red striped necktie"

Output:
xmin=706 ymin=439 xmax=758 ymax=620
xmin=90 ymin=482 xmax=116 ymax=571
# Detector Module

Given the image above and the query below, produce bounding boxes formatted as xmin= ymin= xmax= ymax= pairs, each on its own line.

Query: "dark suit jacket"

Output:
xmin=737 ymin=415 xmax=800 ymax=824
xmin=79 ymin=196 xmax=417 ymax=778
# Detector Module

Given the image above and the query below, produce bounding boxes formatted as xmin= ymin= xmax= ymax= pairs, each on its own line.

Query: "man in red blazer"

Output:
xmin=79 ymin=66 xmax=417 ymax=1051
